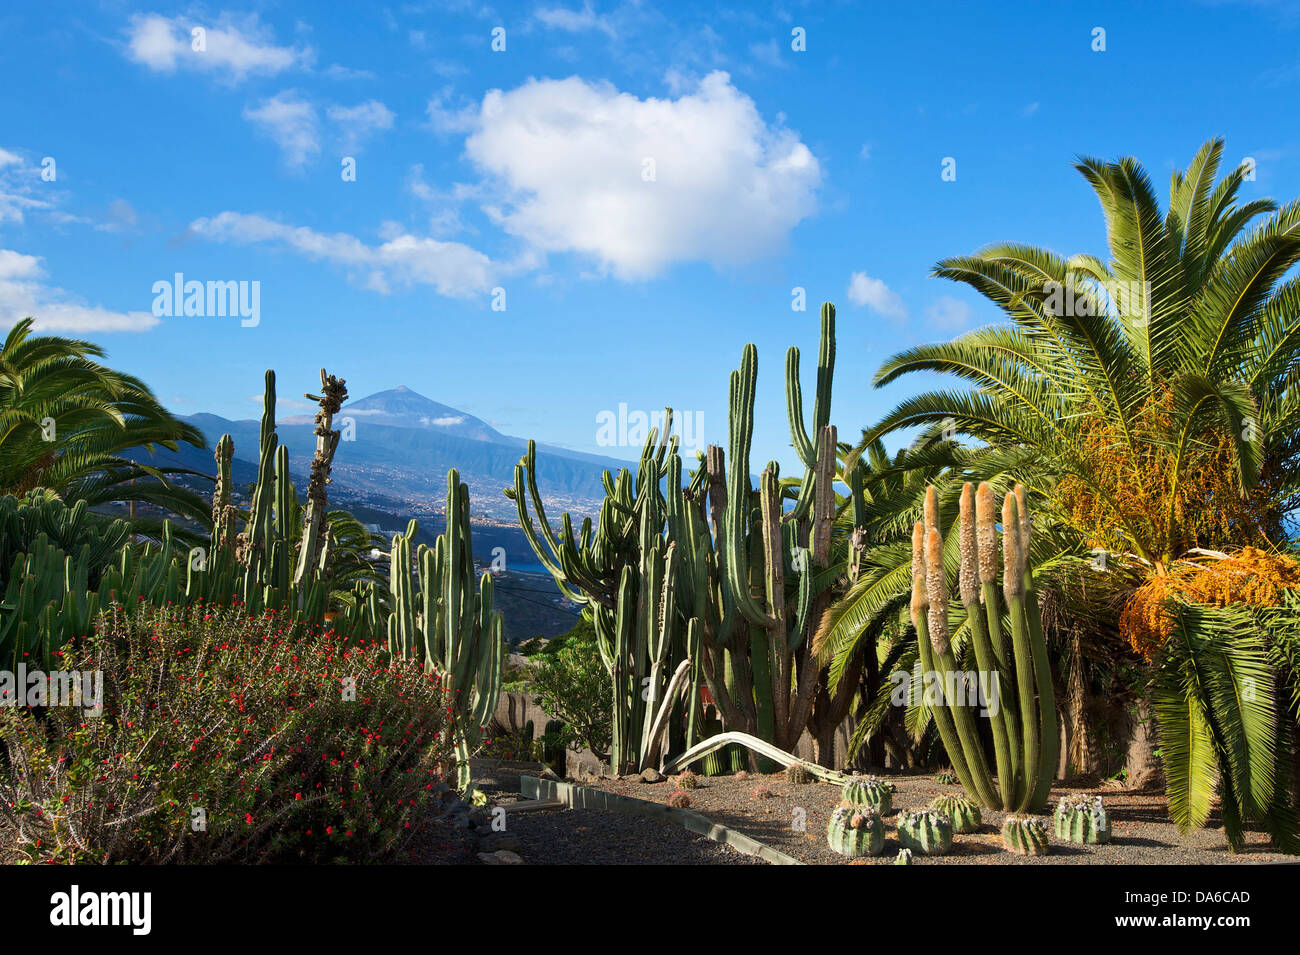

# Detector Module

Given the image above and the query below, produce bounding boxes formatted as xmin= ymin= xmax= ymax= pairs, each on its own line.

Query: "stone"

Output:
xmin=478 ymin=850 xmax=524 ymax=865
xmin=638 ymin=768 xmax=665 ymax=784
xmin=479 ymin=832 xmax=521 ymax=853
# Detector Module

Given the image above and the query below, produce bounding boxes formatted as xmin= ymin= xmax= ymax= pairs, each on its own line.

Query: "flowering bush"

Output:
xmin=0 ymin=603 xmax=454 ymax=864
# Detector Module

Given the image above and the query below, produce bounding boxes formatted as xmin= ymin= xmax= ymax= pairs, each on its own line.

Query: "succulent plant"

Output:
xmin=827 ymin=805 xmax=885 ymax=858
xmin=841 ymin=773 xmax=896 ymax=812
xmin=910 ymin=483 xmax=1058 ymax=812
xmin=934 ymin=769 xmax=960 ymax=786
xmin=752 ymin=784 xmax=774 ymax=800
xmin=1054 ymin=796 xmax=1111 ymax=844
xmin=785 ymin=763 xmax=813 ymax=785
xmin=673 ymin=770 xmax=700 ymax=790
xmin=930 ymin=793 xmax=981 ymax=833
xmin=894 ymin=848 xmax=913 ymax=865
xmin=1001 ymin=814 xmax=1050 ymax=856
xmin=734 ymin=770 xmax=751 ymax=781
xmin=896 ymin=809 xmax=953 ymax=856
xmin=668 ymin=790 xmax=692 ymax=809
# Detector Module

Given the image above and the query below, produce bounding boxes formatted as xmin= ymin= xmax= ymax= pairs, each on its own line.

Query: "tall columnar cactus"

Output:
xmin=388 ymin=470 xmax=504 ymax=789
xmin=827 ymin=806 xmax=885 ymax=858
xmin=1002 ymin=815 xmax=1051 ymax=856
xmin=511 ymin=304 xmax=860 ymax=774
xmin=896 ymin=809 xmax=953 ymax=856
xmin=1055 ymin=796 xmax=1111 ymax=844
xmin=910 ymin=482 xmax=1058 ymax=812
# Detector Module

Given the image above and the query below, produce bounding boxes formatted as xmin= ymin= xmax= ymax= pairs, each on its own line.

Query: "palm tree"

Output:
xmin=848 ymin=138 xmax=1300 ymax=851
xmin=0 ymin=318 xmax=209 ymax=528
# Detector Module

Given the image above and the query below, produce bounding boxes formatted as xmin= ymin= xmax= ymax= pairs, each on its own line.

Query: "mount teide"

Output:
xmin=156 ymin=385 xmax=630 ymax=522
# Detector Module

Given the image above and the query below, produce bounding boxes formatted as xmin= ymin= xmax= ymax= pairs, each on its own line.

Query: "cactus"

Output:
xmin=930 ymin=794 xmax=981 ymax=833
xmin=1054 ymin=796 xmax=1111 ymax=844
xmin=934 ymin=769 xmax=959 ymax=786
xmin=509 ymin=305 xmax=860 ymax=774
xmin=841 ymin=773 xmax=895 ymax=812
xmin=386 ymin=470 xmax=505 ymax=790
xmin=1002 ymin=815 xmax=1051 ymax=856
xmin=896 ymin=809 xmax=953 ymax=856
xmin=827 ymin=805 xmax=884 ymax=858
xmin=672 ymin=770 xmax=700 ymax=790
xmin=785 ymin=763 xmax=813 ymax=785
xmin=894 ymin=848 xmax=913 ymax=865
xmin=909 ymin=482 xmax=1058 ymax=812
xmin=668 ymin=790 xmax=692 ymax=809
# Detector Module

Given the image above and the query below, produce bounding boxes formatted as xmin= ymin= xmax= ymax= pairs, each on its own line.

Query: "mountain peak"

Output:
xmin=334 ymin=387 xmax=504 ymax=442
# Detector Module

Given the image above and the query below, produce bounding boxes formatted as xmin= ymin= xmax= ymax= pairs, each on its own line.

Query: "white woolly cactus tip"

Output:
xmin=975 ymin=482 xmax=998 ymax=584
xmin=1014 ymin=484 xmax=1033 ymax=555
xmin=923 ymin=485 xmax=939 ymax=532
xmin=958 ymin=482 xmax=979 ymax=606
xmin=1001 ymin=492 xmax=1024 ymax=597
xmin=910 ymin=521 xmax=928 ymax=622
xmin=925 ymin=527 xmax=951 ymax=655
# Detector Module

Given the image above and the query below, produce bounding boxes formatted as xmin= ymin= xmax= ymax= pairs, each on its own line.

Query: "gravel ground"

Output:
xmin=506 ymin=807 xmax=766 ymax=865
xmin=585 ymin=771 xmax=1294 ymax=865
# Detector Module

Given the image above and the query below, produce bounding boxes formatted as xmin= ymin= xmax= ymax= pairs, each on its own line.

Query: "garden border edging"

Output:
xmin=519 ymin=776 xmax=805 ymax=865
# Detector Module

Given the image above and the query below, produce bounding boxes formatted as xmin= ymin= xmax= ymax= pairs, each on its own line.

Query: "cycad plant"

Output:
xmin=854 ymin=138 xmax=1300 ymax=850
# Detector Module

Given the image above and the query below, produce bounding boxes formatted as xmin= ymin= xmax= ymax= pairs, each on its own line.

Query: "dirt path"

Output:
xmin=584 ymin=770 xmax=1292 ymax=864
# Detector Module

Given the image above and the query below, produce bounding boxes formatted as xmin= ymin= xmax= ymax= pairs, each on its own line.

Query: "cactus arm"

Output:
xmin=662 ymin=731 xmax=847 ymax=784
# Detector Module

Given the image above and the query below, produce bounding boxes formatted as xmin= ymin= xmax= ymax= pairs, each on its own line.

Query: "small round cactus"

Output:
xmin=752 ymin=784 xmax=774 ymax=800
xmin=826 ymin=805 xmax=885 ymax=858
xmin=1001 ymin=814 xmax=1050 ymax=856
xmin=934 ymin=769 xmax=959 ymax=786
xmin=734 ymin=770 xmax=751 ymax=781
xmin=672 ymin=770 xmax=699 ymax=790
xmin=896 ymin=809 xmax=953 ymax=856
xmin=785 ymin=762 xmax=813 ymax=785
xmin=667 ymin=789 xmax=692 ymax=809
xmin=930 ymin=793 xmax=981 ymax=833
xmin=1054 ymin=796 xmax=1111 ymax=844
xmin=840 ymin=773 xmax=896 ymax=812
xmin=894 ymin=848 xmax=913 ymax=865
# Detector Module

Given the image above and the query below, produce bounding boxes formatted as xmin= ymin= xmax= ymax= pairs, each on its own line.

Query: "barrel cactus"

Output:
xmin=930 ymin=793 xmax=981 ymax=833
xmin=827 ymin=806 xmax=884 ymax=858
xmin=894 ymin=848 xmax=913 ymax=865
xmin=1054 ymin=796 xmax=1111 ymax=844
xmin=934 ymin=769 xmax=959 ymax=786
xmin=672 ymin=770 xmax=699 ymax=790
xmin=1001 ymin=814 xmax=1050 ymax=856
xmin=668 ymin=789 xmax=692 ymax=809
xmin=896 ymin=809 xmax=953 ymax=856
xmin=841 ymin=773 xmax=896 ymax=812
xmin=785 ymin=763 xmax=813 ymax=785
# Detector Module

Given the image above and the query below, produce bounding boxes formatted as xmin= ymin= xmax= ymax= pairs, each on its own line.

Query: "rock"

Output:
xmin=478 ymin=850 xmax=524 ymax=865
xmin=638 ymin=768 xmax=665 ymax=784
xmin=479 ymin=832 xmax=521 ymax=853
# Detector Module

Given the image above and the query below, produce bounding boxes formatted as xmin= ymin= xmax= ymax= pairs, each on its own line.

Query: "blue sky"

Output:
xmin=2 ymin=0 xmax=1299 ymax=471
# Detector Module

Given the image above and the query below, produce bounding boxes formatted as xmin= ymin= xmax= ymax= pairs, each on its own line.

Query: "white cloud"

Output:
xmin=244 ymin=91 xmax=320 ymax=169
xmin=125 ymin=13 xmax=310 ymax=83
xmin=0 ymin=249 xmax=158 ymax=332
xmin=847 ymin=272 xmax=907 ymax=321
xmin=0 ymin=150 xmax=53 ymax=225
xmin=326 ymin=100 xmax=395 ymax=152
xmin=1023 ymin=101 xmax=1040 ymax=117
xmin=187 ymin=212 xmax=498 ymax=298
xmin=534 ymin=3 xmax=617 ymax=38
xmin=461 ymin=70 xmax=819 ymax=279
xmin=926 ymin=296 xmax=975 ymax=331
xmin=424 ymin=415 xmax=465 ymax=427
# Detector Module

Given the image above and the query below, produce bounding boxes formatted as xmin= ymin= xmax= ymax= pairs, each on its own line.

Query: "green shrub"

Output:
xmin=0 ymin=603 xmax=453 ymax=864
xmin=519 ymin=621 xmax=611 ymax=763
